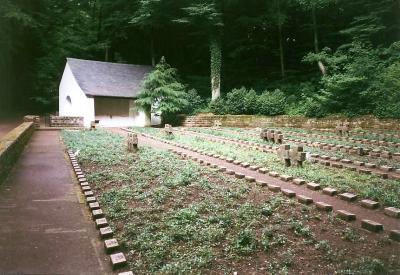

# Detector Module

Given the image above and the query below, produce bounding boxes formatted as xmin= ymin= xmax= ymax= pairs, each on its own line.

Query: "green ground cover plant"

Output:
xmin=62 ymin=129 xmax=399 ymax=274
xmin=217 ymin=127 xmax=400 ymax=154
xmin=132 ymin=127 xmax=400 ymax=208
xmin=278 ymin=128 xmax=400 ymax=144
xmin=191 ymin=127 xmax=400 ymax=169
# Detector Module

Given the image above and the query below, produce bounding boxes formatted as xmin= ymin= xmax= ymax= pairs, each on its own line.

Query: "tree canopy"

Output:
xmin=1 ymin=0 xmax=399 ymax=118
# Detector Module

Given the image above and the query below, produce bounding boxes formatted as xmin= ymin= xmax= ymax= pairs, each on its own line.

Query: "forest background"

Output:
xmin=1 ymin=0 xmax=399 ymax=118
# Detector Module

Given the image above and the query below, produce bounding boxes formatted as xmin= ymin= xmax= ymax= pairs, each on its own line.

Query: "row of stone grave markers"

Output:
xmin=283 ymin=136 xmax=400 ymax=160
xmin=282 ymin=129 xmax=400 ymax=149
xmin=184 ymin=128 xmax=400 ymax=179
xmin=286 ymin=134 xmax=399 ymax=159
xmin=225 ymin=126 xmax=400 ymax=147
xmin=259 ymin=128 xmax=399 ymax=159
xmin=256 ymin=128 xmax=397 ymax=159
xmin=189 ymin=131 xmax=400 ymax=179
xmin=224 ymin=127 xmax=400 ymax=157
xmin=125 ymin=129 xmax=400 ymax=240
xmin=67 ymin=150 xmax=133 ymax=275
xmin=317 ymin=128 xmax=400 ymax=139
xmin=260 ymin=129 xmax=284 ymax=144
xmin=139 ymin=128 xmax=400 ymax=215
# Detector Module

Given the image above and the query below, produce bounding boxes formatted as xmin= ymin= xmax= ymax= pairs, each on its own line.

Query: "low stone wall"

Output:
xmin=0 ymin=122 xmax=35 ymax=183
xmin=23 ymin=115 xmax=40 ymax=128
xmin=50 ymin=116 xmax=84 ymax=127
xmin=180 ymin=114 xmax=400 ymax=130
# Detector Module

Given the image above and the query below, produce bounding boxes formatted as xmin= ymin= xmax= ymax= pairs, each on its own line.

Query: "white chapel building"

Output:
xmin=59 ymin=58 xmax=160 ymax=128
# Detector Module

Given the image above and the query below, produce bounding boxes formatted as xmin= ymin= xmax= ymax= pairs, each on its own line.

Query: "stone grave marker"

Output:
xmin=277 ymin=144 xmax=306 ymax=167
xmin=260 ymin=129 xmax=269 ymax=141
xmin=336 ymin=121 xmax=350 ymax=136
xmin=278 ymin=144 xmax=291 ymax=167
xmin=213 ymin=120 xmax=222 ymax=128
xmin=164 ymin=124 xmax=173 ymax=136
xmin=260 ymin=129 xmax=284 ymax=144
xmin=289 ymin=145 xmax=306 ymax=167
xmin=90 ymin=120 xmax=100 ymax=130
xmin=274 ymin=130 xmax=283 ymax=144
xmin=127 ymin=133 xmax=138 ymax=153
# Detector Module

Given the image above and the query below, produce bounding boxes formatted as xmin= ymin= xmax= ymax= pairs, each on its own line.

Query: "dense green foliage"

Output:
xmin=1 ymin=0 xmax=399 ymax=117
xmin=209 ymin=87 xmax=287 ymax=116
xmin=136 ymin=57 xmax=188 ymax=121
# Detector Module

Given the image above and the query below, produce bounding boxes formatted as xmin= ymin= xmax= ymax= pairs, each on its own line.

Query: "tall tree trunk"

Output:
xmin=150 ymin=29 xmax=156 ymax=67
xmin=311 ymin=5 xmax=326 ymax=75
xmin=105 ymin=45 xmax=109 ymax=61
xmin=97 ymin=4 xmax=102 ymax=42
xmin=278 ymin=27 xmax=285 ymax=78
xmin=210 ymin=35 xmax=222 ymax=101
xmin=277 ymin=0 xmax=285 ymax=78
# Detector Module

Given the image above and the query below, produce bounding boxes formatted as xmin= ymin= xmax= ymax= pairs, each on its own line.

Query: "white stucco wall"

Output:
xmin=94 ymin=97 xmax=160 ymax=127
xmin=59 ymin=63 xmax=94 ymax=127
xmin=59 ymin=62 xmax=161 ymax=128
xmin=95 ymin=112 xmax=161 ymax=127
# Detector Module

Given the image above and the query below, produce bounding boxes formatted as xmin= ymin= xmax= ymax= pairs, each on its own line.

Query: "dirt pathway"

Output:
xmin=0 ymin=131 xmax=112 ymax=274
xmin=110 ymin=128 xmax=399 ymax=237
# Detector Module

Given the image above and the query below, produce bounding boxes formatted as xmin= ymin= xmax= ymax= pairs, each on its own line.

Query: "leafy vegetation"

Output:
xmin=135 ymin=56 xmax=188 ymax=123
xmin=2 ymin=0 xmax=399 ymax=118
xmin=133 ymin=127 xmax=400 ymax=208
xmin=62 ymin=129 xmax=400 ymax=274
xmin=190 ymin=127 xmax=400 ymax=168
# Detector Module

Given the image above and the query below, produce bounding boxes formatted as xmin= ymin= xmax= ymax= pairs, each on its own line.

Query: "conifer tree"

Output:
xmin=136 ymin=57 xmax=188 ymax=125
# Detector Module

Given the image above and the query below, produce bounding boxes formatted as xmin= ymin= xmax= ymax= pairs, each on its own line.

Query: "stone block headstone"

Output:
xmin=127 ymin=133 xmax=138 ymax=153
xmin=277 ymin=144 xmax=306 ymax=167
xmin=289 ymin=145 xmax=306 ymax=167
xmin=164 ymin=124 xmax=173 ymax=136
xmin=90 ymin=120 xmax=100 ymax=130
xmin=213 ymin=120 xmax=222 ymax=128
xmin=278 ymin=144 xmax=291 ymax=167
xmin=336 ymin=121 xmax=350 ymax=136
xmin=274 ymin=131 xmax=283 ymax=144
xmin=260 ymin=129 xmax=284 ymax=144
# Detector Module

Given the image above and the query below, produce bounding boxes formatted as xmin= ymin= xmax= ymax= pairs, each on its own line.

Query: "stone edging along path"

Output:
xmin=118 ymin=128 xmax=400 ymax=242
xmin=66 ymin=150 xmax=134 ymax=275
xmin=182 ymin=128 xmax=400 ymax=180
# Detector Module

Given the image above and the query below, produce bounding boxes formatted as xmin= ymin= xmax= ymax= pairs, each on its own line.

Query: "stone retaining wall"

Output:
xmin=23 ymin=115 xmax=40 ymax=128
xmin=180 ymin=114 xmax=400 ymax=130
xmin=0 ymin=122 xmax=35 ymax=183
xmin=50 ymin=116 xmax=84 ymax=127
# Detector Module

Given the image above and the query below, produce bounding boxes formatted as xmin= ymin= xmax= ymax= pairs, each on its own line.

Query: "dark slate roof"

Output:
xmin=67 ymin=58 xmax=152 ymax=98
